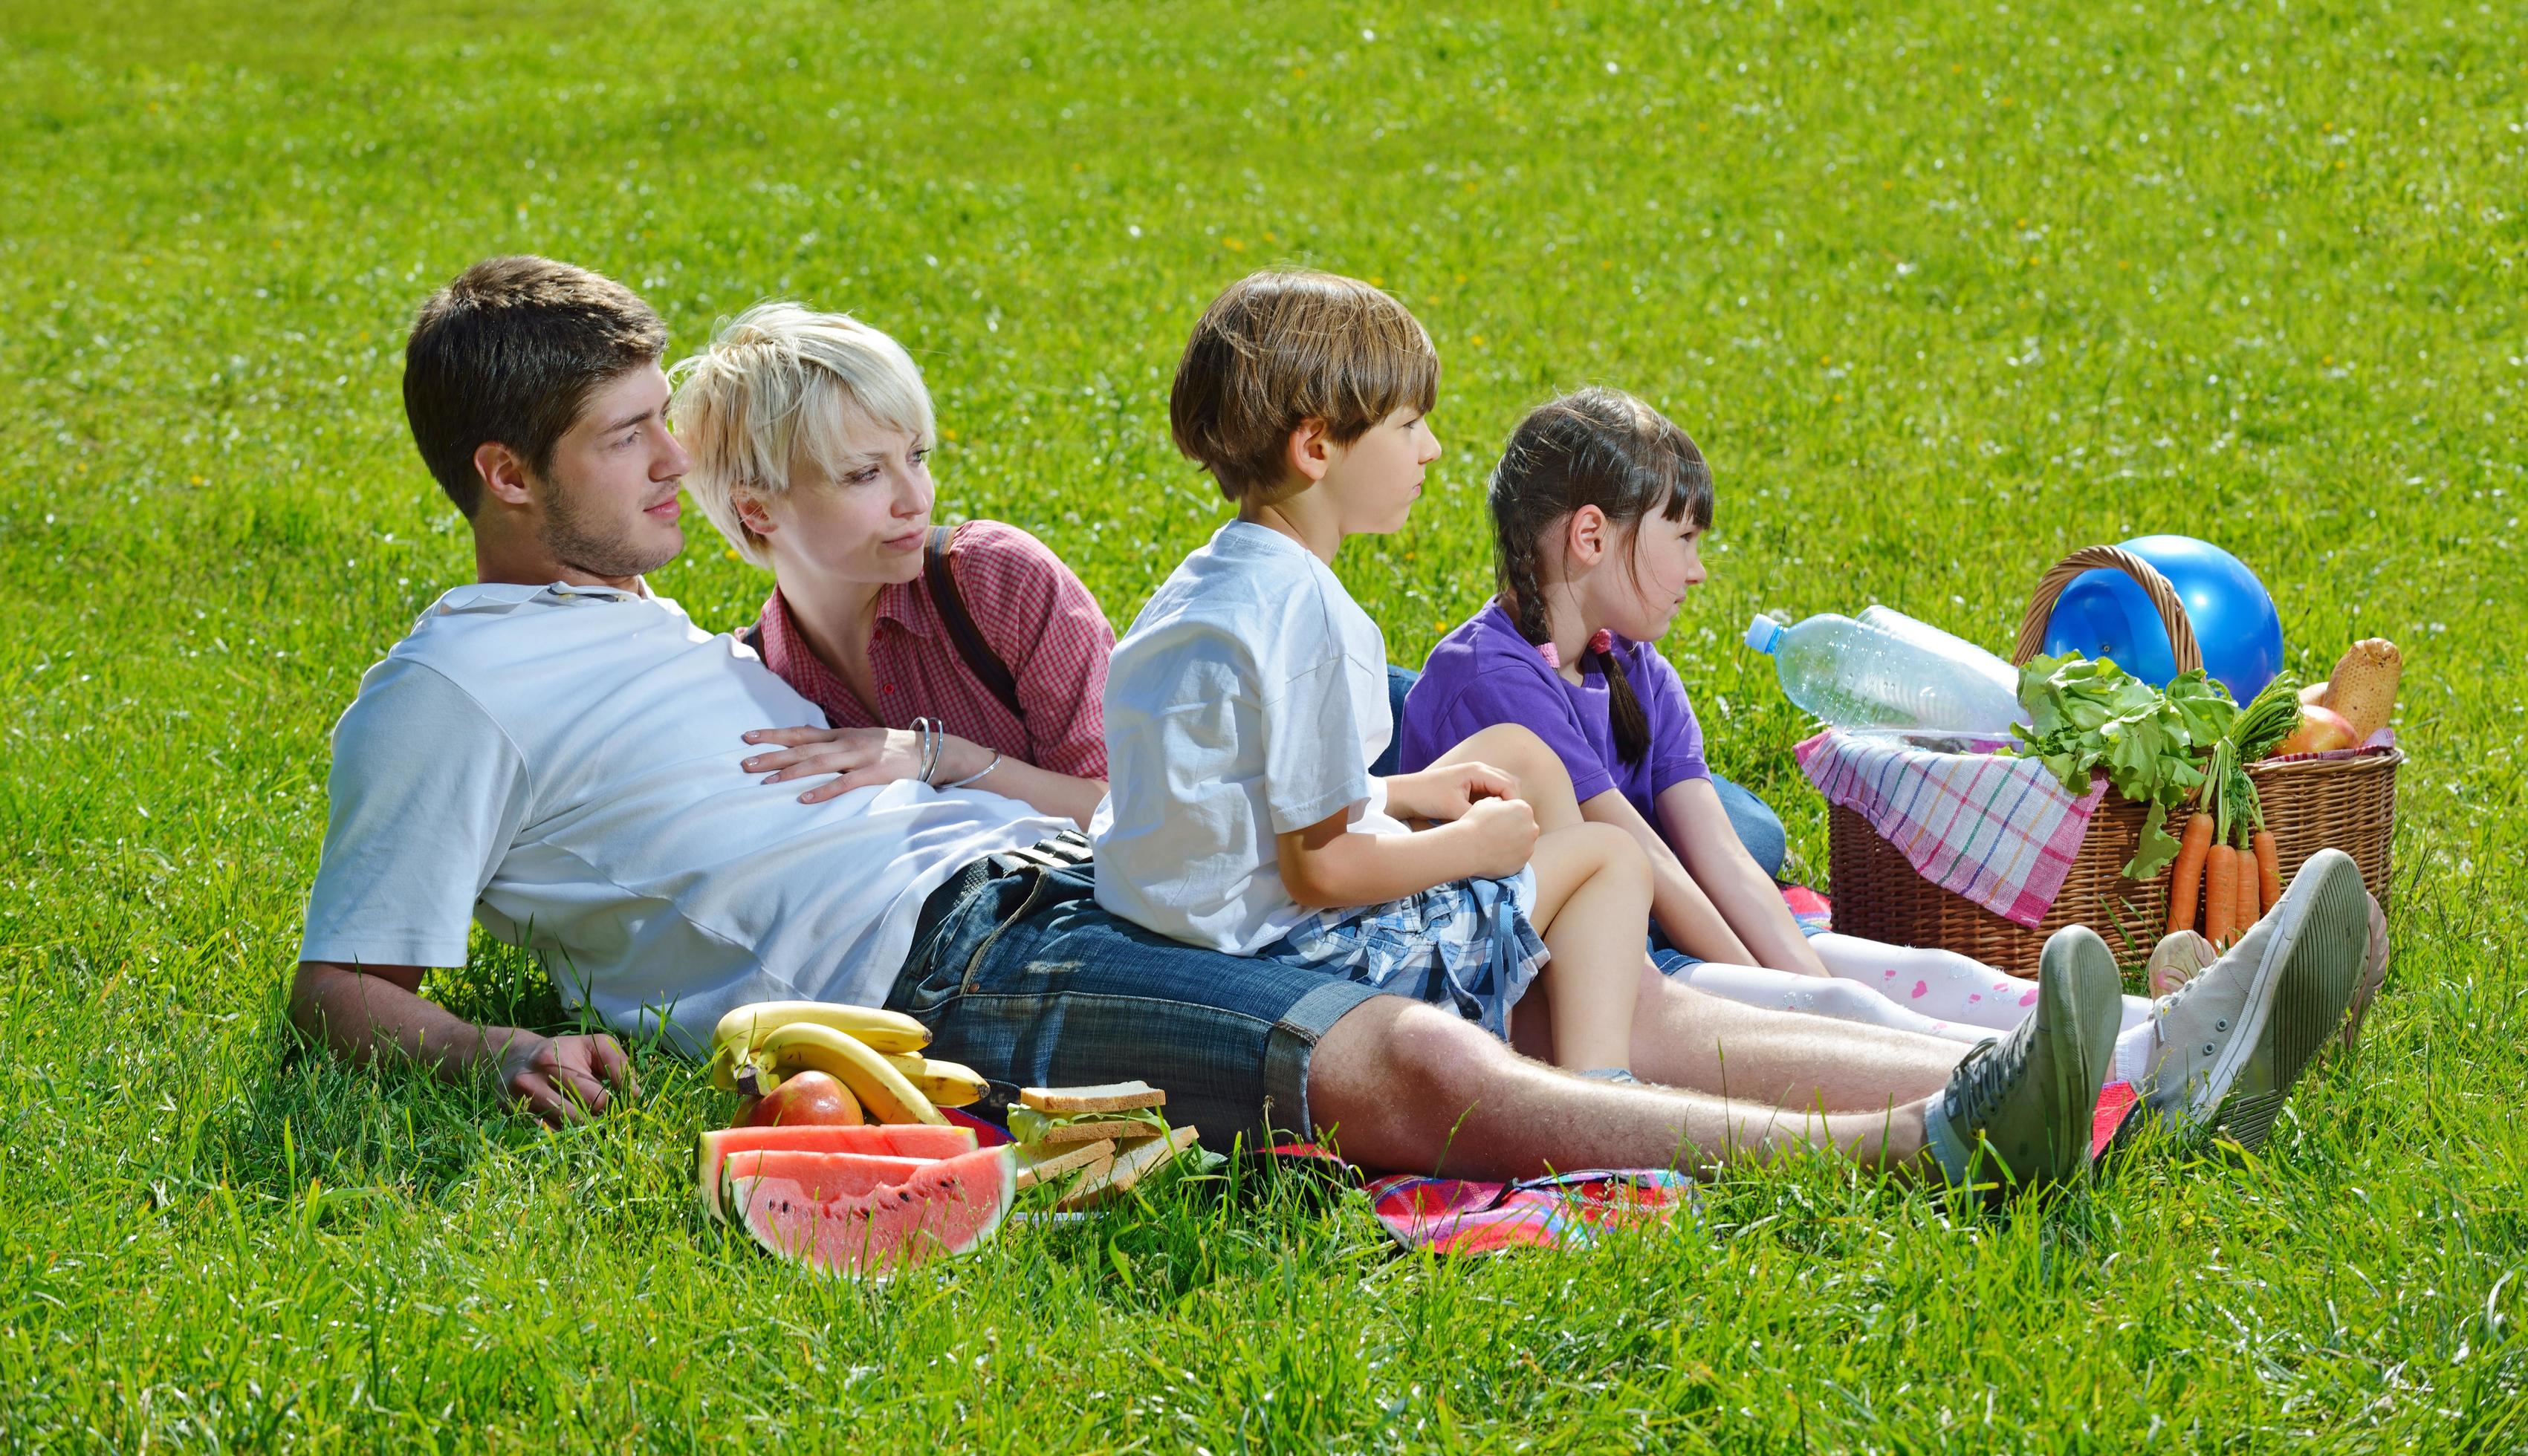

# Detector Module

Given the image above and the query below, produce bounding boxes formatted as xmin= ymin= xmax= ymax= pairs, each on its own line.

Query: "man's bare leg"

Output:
xmin=1306 ymin=997 xmax=1930 ymax=1180
xmin=1627 ymin=966 xmax=1966 ymax=1110
xmin=1517 ymin=963 xmax=1967 ymax=1111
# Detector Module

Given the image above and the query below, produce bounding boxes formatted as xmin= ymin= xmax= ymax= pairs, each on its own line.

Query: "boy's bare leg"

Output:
xmin=1307 ymin=997 xmax=1928 ymax=1179
xmin=1427 ymin=724 xmax=1963 ymax=1107
xmin=1427 ymin=724 xmax=1586 ymax=831
xmin=1523 ymin=821 xmax=1657 ymax=1072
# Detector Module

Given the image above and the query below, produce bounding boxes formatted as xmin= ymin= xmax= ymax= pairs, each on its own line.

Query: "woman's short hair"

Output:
xmin=667 ymin=302 xmax=936 ymax=570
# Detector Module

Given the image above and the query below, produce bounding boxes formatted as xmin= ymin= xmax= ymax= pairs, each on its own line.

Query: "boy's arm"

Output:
xmin=1274 ymin=795 xmax=1540 ymax=909
xmin=288 ymin=960 xmax=635 ymax=1126
xmin=1379 ymin=760 xmax=1520 ymax=823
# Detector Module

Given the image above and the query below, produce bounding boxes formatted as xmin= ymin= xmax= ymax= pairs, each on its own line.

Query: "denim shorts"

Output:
xmin=881 ymin=839 xmax=1396 ymax=1149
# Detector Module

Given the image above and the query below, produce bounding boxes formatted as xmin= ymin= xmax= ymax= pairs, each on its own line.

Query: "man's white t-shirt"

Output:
xmin=1091 ymin=521 xmax=1407 ymax=955
xmin=296 ymin=582 xmax=1066 ymax=1054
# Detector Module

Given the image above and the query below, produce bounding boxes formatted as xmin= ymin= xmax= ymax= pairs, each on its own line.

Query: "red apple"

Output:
xmin=2273 ymin=703 xmax=2356 ymax=756
xmin=736 ymin=1069 xmax=863 ymax=1128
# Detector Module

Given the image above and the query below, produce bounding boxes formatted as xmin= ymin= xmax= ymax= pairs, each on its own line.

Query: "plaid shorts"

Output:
xmin=1257 ymin=871 xmax=1547 ymax=1043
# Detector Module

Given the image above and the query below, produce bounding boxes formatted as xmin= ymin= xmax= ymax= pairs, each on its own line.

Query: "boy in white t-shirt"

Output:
xmin=1093 ymin=270 xmax=1658 ymax=1079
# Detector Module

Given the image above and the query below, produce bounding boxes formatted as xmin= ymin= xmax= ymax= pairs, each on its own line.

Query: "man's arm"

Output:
xmin=289 ymin=960 xmax=635 ymax=1126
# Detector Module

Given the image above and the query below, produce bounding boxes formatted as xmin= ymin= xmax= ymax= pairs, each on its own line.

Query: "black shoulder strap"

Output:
xmin=741 ymin=623 xmax=765 ymax=657
xmin=924 ymin=524 xmax=1027 ymax=724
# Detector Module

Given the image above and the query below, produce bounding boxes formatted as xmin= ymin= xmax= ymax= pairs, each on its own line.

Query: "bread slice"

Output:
xmin=1014 ymin=1138 xmax=1114 ymax=1193
xmin=1053 ymin=1125 xmax=1201 ymax=1212
xmin=1020 ymin=1082 xmax=1167 ymax=1114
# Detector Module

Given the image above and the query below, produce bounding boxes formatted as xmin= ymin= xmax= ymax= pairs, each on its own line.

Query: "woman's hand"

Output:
xmin=1385 ymin=759 xmax=1521 ymax=822
xmin=740 ymin=725 xmax=989 ymax=804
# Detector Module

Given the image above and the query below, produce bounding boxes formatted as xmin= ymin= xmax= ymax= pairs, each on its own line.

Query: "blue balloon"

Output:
xmin=2042 ymin=535 xmax=2284 ymax=701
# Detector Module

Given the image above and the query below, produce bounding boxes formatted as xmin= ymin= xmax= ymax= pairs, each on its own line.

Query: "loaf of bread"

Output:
xmin=2319 ymin=639 xmax=2401 ymax=741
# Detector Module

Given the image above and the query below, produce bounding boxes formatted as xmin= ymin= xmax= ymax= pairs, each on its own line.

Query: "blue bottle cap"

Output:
xmin=1745 ymin=614 xmax=1783 ymax=654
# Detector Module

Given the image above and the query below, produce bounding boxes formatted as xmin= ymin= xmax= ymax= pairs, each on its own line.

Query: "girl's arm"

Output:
xmin=1274 ymin=795 xmax=1540 ymax=909
xmin=1656 ymin=778 xmax=1832 ymax=977
xmin=1574 ymin=785 xmax=1762 ymax=967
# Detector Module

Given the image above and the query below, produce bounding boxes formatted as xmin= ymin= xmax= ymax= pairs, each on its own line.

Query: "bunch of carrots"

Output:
xmin=2166 ymin=676 xmax=2304 ymax=946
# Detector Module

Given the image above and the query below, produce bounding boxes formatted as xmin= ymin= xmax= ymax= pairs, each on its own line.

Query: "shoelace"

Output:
xmin=1939 ymin=1030 xmax=2015 ymax=1120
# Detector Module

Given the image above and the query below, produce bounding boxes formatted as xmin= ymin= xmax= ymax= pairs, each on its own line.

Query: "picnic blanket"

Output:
xmin=1361 ymin=1169 xmax=1696 ymax=1253
xmin=1795 ymin=728 xmax=2105 ymax=928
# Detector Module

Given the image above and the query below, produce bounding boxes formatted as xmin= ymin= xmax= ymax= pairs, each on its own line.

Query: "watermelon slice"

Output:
xmin=730 ymin=1144 xmax=1017 ymax=1280
xmin=696 ymin=1122 xmax=977 ymax=1222
xmin=720 ymin=1149 xmax=935 ymax=1206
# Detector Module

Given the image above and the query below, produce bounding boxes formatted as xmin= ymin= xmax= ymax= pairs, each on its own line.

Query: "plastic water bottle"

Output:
xmin=1856 ymin=605 xmax=2023 ymax=703
xmin=1746 ymin=611 xmax=2026 ymax=732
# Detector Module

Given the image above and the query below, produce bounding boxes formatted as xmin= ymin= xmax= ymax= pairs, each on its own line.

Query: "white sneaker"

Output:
xmin=2139 ymin=849 xmax=2367 ymax=1150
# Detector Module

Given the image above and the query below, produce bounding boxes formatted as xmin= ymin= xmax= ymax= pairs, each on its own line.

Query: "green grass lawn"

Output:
xmin=5 ymin=0 xmax=2525 ymax=1445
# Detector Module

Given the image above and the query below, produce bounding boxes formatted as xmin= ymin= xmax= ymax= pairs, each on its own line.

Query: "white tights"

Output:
xmin=1676 ymin=932 xmax=2154 ymax=1067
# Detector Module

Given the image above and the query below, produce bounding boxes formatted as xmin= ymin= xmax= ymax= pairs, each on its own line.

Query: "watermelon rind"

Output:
xmin=731 ymin=1144 xmax=1017 ymax=1281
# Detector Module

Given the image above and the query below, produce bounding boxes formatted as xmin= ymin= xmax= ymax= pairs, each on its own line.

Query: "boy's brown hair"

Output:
xmin=403 ymin=256 xmax=667 ymax=516
xmin=1168 ymin=270 xmax=1439 ymax=504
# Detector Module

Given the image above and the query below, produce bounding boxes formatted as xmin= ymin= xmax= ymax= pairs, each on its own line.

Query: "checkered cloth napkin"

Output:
xmin=1794 ymin=728 xmax=2107 ymax=929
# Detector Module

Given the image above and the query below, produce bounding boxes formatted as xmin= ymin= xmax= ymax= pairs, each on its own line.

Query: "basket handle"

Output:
xmin=2011 ymin=545 xmax=2204 ymax=672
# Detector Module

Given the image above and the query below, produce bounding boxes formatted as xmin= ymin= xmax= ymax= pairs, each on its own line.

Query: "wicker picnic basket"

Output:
xmin=1826 ymin=545 xmax=2401 ymax=973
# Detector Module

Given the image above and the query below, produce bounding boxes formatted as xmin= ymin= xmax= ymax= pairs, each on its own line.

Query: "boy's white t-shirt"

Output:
xmin=1092 ymin=521 xmax=1408 ymax=954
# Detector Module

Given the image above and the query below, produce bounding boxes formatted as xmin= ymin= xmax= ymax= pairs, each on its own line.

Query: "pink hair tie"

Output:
xmin=1537 ymin=630 xmax=1615 ymax=671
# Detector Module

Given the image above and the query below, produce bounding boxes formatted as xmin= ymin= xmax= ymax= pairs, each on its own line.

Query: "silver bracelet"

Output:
xmin=941 ymin=750 xmax=1002 ymax=790
xmin=915 ymin=718 xmax=941 ymax=785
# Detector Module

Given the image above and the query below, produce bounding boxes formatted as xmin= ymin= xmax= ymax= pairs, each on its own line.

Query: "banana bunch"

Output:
xmin=707 ymin=1001 xmax=987 ymax=1125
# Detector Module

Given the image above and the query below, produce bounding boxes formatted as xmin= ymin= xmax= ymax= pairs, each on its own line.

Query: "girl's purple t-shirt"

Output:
xmin=1398 ymin=600 xmax=1709 ymax=828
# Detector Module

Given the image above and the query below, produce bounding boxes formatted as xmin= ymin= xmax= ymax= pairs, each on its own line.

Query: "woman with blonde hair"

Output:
xmin=671 ymin=303 xmax=1111 ymax=825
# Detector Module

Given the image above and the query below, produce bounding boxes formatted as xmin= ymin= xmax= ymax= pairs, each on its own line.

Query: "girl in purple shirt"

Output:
xmin=1401 ymin=388 xmax=2165 ymax=1056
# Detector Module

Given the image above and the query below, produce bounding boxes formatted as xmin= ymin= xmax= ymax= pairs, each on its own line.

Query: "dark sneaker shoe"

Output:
xmin=1924 ymin=926 xmax=2119 ymax=1197
xmin=2139 ymin=848 xmax=2367 ymax=1150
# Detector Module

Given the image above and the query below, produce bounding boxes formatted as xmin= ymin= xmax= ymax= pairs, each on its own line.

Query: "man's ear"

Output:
xmin=1565 ymin=504 xmax=1610 ymax=568
xmin=473 ymin=441 xmax=536 ymax=510
xmin=1283 ymin=417 xmax=1335 ymax=484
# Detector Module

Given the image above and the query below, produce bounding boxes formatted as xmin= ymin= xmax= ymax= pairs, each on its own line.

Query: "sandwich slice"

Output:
xmin=1014 ymin=1137 xmax=1115 ymax=1194
xmin=1008 ymin=1082 xmax=1170 ymax=1147
xmin=1052 ymin=1125 xmax=1204 ymax=1212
